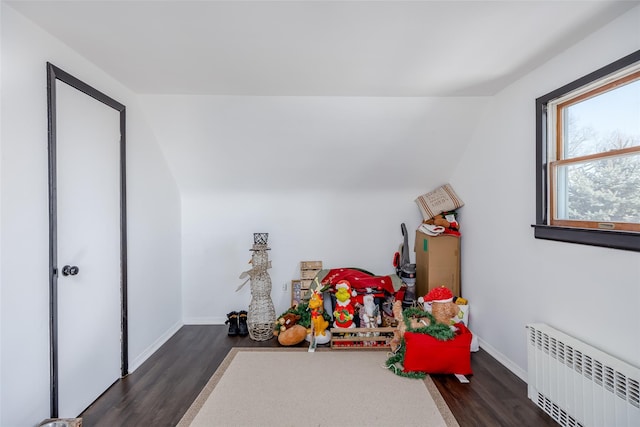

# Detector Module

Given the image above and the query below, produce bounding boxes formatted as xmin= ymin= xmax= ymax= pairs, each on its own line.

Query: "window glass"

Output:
xmin=555 ymin=153 xmax=640 ymax=223
xmin=563 ymin=78 xmax=640 ymax=159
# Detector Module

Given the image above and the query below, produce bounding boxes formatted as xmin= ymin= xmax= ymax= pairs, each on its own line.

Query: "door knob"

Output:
xmin=62 ymin=265 xmax=79 ymax=276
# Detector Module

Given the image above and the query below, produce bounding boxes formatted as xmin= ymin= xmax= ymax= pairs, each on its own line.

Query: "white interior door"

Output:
xmin=56 ymin=80 xmax=122 ymax=417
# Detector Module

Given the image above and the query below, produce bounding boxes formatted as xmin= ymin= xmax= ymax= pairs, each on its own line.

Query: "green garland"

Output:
xmin=385 ymin=340 xmax=426 ymax=379
xmin=384 ymin=306 xmax=455 ymax=379
xmin=401 ymin=307 xmax=454 ymax=341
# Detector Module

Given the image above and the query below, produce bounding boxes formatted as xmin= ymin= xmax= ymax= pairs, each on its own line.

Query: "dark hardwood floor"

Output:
xmin=80 ymin=325 xmax=557 ymax=426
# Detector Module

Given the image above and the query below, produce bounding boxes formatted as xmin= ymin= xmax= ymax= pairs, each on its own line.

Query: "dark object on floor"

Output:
xmin=398 ymin=223 xmax=417 ymax=308
xmin=225 ymin=311 xmax=239 ymax=336
xmin=237 ymin=310 xmax=249 ymax=336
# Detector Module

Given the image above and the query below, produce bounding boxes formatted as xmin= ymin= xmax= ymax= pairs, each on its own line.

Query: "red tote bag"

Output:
xmin=403 ymin=323 xmax=473 ymax=375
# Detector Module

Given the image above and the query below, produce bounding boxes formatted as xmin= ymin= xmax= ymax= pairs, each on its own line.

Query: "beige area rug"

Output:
xmin=177 ymin=347 xmax=459 ymax=427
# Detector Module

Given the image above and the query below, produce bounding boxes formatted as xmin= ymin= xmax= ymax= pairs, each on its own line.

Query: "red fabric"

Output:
xmin=403 ymin=324 xmax=473 ymax=375
xmin=424 ymin=286 xmax=453 ymax=302
xmin=321 ymin=268 xmax=396 ymax=295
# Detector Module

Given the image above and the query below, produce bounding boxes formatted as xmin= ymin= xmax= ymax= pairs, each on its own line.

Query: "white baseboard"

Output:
xmin=478 ymin=337 xmax=527 ymax=382
xmin=128 ymin=320 xmax=183 ymax=373
xmin=183 ymin=316 xmax=226 ymax=325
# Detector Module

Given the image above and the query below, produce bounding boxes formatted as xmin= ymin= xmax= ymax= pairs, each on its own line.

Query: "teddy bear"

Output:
xmin=422 ymin=286 xmax=460 ymax=327
xmin=425 ymin=210 xmax=460 ymax=229
xmin=424 ymin=213 xmax=451 ymax=228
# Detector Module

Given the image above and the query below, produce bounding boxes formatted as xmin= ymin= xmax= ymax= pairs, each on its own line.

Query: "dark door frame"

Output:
xmin=46 ymin=62 xmax=128 ymax=418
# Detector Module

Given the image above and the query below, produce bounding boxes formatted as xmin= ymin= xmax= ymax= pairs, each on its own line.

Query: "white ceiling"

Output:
xmin=7 ymin=0 xmax=639 ymax=96
xmin=6 ymin=0 xmax=638 ymax=194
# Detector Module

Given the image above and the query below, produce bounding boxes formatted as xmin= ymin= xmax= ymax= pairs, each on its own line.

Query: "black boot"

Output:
xmin=237 ymin=310 xmax=249 ymax=336
xmin=225 ymin=311 xmax=239 ymax=336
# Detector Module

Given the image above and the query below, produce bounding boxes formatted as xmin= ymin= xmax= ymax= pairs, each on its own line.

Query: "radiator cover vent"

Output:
xmin=527 ymin=323 xmax=640 ymax=427
xmin=536 ymin=392 xmax=583 ymax=427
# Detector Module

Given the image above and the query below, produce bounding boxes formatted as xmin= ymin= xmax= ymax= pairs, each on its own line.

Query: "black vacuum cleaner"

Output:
xmin=395 ymin=223 xmax=416 ymax=308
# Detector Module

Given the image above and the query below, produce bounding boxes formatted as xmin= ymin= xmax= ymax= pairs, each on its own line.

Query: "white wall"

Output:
xmin=452 ymin=5 xmax=640 ymax=379
xmin=181 ymin=190 xmax=424 ymax=321
xmin=0 ymin=3 xmax=4 ymax=425
xmin=138 ymin=95 xmax=488 ymax=320
xmin=0 ymin=5 xmax=182 ymax=426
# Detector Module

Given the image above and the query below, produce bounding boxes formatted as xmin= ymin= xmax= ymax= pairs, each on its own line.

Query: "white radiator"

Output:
xmin=527 ymin=323 xmax=640 ymax=427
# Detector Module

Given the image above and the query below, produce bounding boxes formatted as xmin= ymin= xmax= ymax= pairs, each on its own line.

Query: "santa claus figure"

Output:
xmin=332 ymin=280 xmax=355 ymax=328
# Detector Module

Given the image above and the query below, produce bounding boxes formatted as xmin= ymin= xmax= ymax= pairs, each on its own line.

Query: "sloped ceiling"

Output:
xmin=7 ymin=0 xmax=636 ymax=96
xmin=137 ymin=95 xmax=491 ymax=192
xmin=6 ymin=1 xmax=638 ymax=193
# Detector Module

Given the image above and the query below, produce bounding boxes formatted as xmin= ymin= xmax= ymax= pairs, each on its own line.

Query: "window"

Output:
xmin=534 ymin=50 xmax=640 ymax=252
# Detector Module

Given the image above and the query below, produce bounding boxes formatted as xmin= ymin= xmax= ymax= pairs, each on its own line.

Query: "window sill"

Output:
xmin=532 ymin=224 xmax=640 ymax=252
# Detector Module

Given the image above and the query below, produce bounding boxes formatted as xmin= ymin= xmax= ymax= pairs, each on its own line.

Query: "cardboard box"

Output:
xmin=414 ymin=231 xmax=460 ymax=297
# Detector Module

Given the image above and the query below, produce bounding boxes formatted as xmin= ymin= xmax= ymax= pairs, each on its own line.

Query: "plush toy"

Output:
xmin=277 ymin=324 xmax=307 ymax=346
xmin=273 ymin=311 xmax=305 ymax=346
xmin=422 ymin=286 xmax=460 ymax=327
xmin=277 ymin=312 xmax=301 ymax=332
xmin=425 ymin=211 xmax=459 ymax=228
xmin=332 ymin=280 xmax=355 ymax=328
xmin=423 ymin=211 xmax=460 ymax=236
xmin=424 ymin=214 xmax=451 ymax=228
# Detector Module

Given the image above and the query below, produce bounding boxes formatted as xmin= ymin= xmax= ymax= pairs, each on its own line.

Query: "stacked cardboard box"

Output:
xmin=414 ymin=231 xmax=460 ymax=297
xmin=300 ymin=260 xmax=322 ymax=289
xmin=291 ymin=260 xmax=322 ymax=306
